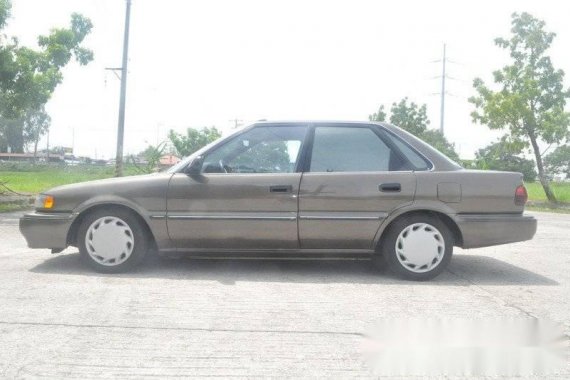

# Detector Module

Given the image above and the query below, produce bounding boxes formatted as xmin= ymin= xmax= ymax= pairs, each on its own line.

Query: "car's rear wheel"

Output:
xmin=78 ymin=208 xmax=148 ymax=273
xmin=381 ymin=214 xmax=453 ymax=281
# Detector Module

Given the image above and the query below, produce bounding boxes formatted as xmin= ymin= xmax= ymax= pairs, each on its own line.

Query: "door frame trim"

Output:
xmin=299 ymin=214 xmax=387 ymax=221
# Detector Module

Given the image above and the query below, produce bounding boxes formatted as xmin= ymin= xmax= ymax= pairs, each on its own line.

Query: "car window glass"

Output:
xmin=202 ymin=126 xmax=307 ymax=173
xmin=310 ymin=127 xmax=400 ymax=172
xmin=381 ymin=131 xmax=431 ymax=170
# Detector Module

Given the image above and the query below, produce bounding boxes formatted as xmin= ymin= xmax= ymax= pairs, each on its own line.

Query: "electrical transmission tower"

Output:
xmin=431 ymin=43 xmax=455 ymax=136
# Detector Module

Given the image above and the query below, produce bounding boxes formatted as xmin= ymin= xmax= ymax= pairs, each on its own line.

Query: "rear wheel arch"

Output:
xmin=67 ymin=203 xmax=156 ymax=249
xmin=376 ymin=209 xmax=463 ymax=250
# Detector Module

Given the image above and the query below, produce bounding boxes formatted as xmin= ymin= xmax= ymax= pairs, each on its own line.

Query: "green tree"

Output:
xmin=22 ymin=107 xmax=51 ymax=161
xmin=368 ymin=105 xmax=387 ymax=123
xmin=129 ymin=141 xmax=168 ymax=174
xmin=369 ymin=97 xmax=460 ymax=161
xmin=544 ymin=144 xmax=570 ymax=179
xmin=421 ymin=129 xmax=461 ymax=163
xmin=231 ymin=141 xmax=291 ymax=173
xmin=469 ymin=12 xmax=570 ymax=202
xmin=0 ymin=0 xmax=9 ymax=29
xmin=475 ymin=138 xmax=537 ymax=182
xmin=0 ymin=0 xmax=93 ymax=152
xmin=168 ymin=127 xmax=221 ymax=157
xmin=387 ymin=98 xmax=430 ymax=137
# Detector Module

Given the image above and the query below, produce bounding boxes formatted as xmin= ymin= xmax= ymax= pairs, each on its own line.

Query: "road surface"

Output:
xmin=0 ymin=211 xmax=568 ymax=378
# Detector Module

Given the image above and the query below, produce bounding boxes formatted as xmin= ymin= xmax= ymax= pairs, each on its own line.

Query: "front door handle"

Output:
xmin=270 ymin=185 xmax=293 ymax=193
xmin=379 ymin=183 xmax=401 ymax=192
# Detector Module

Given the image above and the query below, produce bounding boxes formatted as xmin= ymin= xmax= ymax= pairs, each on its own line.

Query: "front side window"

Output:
xmin=202 ymin=126 xmax=307 ymax=174
xmin=309 ymin=126 xmax=410 ymax=172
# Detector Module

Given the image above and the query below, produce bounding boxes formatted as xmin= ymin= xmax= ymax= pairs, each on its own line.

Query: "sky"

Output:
xmin=5 ymin=0 xmax=570 ymax=159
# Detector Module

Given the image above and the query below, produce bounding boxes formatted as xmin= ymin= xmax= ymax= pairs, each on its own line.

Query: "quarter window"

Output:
xmin=309 ymin=126 xmax=410 ymax=172
xmin=380 ymin=130 xmax=432 ymax=171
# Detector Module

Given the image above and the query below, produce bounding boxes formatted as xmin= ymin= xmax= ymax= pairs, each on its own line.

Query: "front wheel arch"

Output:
xmin=67 ymin=203 xmax=156 ymax=250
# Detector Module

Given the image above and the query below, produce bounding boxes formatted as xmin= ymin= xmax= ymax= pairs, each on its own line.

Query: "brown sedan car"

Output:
xmin=20 ymin=121 xmax=536 ymax=280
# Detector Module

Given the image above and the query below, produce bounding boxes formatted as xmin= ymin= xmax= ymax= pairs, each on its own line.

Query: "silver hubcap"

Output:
xmin=396 ymin=223 xmax=445 ymax=273
xmin=85 ymin=216 xmax=134 ymax=266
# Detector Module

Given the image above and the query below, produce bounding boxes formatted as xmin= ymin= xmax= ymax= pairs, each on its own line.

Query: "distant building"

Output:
xmin=0 ymin=152 xmax=63 ymax=162
xmin=159 ymin=154 xmax=181 ymax=166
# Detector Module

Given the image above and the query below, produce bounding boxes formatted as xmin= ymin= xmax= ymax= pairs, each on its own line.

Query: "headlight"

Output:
xmin=35 ymin=194 xmax=54 ymax=210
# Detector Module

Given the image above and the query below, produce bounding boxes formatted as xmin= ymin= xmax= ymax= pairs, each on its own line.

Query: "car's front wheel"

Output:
xmin=381 ymin=214 xmax=453 ymax=281
xmin=78 ymin=208 xmax=148 ymax=273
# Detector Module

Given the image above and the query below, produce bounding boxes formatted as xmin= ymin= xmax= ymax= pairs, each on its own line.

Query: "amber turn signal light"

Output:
xmin=43 ymin=195 xmax=54 ymax=209
xmin=35 ymin=194 xmax=54 ymax=209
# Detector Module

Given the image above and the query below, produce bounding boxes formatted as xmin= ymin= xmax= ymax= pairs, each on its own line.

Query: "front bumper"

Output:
xmin=19 ymin=212 xmax=76 ymax=249
xmin=455 ymin=213 xmax=537 ymax=249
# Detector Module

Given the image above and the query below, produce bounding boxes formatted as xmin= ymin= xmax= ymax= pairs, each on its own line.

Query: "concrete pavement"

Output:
xmin=0 ymin=211 xmax=568 ymax=378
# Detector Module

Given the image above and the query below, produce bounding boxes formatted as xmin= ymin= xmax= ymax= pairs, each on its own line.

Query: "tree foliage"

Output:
xmin=369 ymin=97 xmax=461 ymax=162
xmin=231 ymin=141 xmax=291 ymax=173
xmin=368 ymin=105 xmax=387 ymax=124
xmin=129 ymin=141 xmax=168 ymax=174
xmin=544 ymin=144 xmax=570 ymax=179
xmin=475 ymin=138 xmax=537 ymax=182
xmin=469 ymin=12 xmax=570 ymax=202
xmin=22 ymin=107 xmax=50 ymax=160
xmin=388 ymin=98 xmax=430 ymax=137
xmin=0 ymin=0 xmax=93 ymax=152
xmin=168 ymin=127 xmax=222 ymax=157
xmin=0 ymin=0 xmax=9 ymax=29
xmin=420 ymin=129 xmax=461 ymax=163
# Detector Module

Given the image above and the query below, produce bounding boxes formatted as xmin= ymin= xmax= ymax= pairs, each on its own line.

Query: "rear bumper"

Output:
xmin=19 ymin=212 xmax=76 ymax=249
xmin=455 ymin=213 xmax=537 ymax=249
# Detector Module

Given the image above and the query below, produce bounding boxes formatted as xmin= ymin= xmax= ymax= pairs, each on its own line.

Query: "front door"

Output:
xmin=167 ymin=124 xmax=308 ymax=250
xmin=298 ymin=124 xmax=418 ymax=249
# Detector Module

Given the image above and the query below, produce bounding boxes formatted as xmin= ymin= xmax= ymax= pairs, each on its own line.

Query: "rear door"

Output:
xmin=298 ymin=124 xmax=419 ymax=249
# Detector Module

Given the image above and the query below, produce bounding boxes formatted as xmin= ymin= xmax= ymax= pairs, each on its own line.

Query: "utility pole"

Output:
xmin=229 ymin=118 xmax=243 ymax=129
xmin=114 ymin=0 xmax=132 ymax=177
xmin=439 ymin=43 xmax=446 ymax=135
xmin=46 ymin=128 xmax=50 ymax=162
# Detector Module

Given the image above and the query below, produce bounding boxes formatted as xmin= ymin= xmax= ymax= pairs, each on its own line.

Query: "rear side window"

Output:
xmin=309 ymin=126 xmax=410 ymax=172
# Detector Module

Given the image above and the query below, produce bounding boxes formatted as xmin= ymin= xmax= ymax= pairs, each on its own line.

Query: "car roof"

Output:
xmin=253 ymin=120 xmax=382 ymax=126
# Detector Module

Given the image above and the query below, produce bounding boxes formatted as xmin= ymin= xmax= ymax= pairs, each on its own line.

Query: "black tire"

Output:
xmin=380 ymin=214 xmax=453 ymax=281
xmin=371 ymin=253 xmax=388 ymax=271
xmin=77 ymin=208 xmax=149 ymax=273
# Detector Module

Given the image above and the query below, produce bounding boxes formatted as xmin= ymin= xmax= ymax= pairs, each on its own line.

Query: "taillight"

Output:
xmin=515 ymin=185 xmax=528 ymax=206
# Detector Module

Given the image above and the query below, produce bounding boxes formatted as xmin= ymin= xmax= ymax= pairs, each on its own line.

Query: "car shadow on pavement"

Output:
xmin=29 ymin=251 xmax=558 ymax=286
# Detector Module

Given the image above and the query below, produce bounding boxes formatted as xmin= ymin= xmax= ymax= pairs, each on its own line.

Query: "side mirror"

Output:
xmin=186 ymin=155 xmax=204 ymax=175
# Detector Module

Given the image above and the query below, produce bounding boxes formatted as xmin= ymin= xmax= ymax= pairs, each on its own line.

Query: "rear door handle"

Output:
xmin=379 ymin=183 xmax=401 ymax=192
xmin=270 ymin=185 xmax=293 ymax=193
